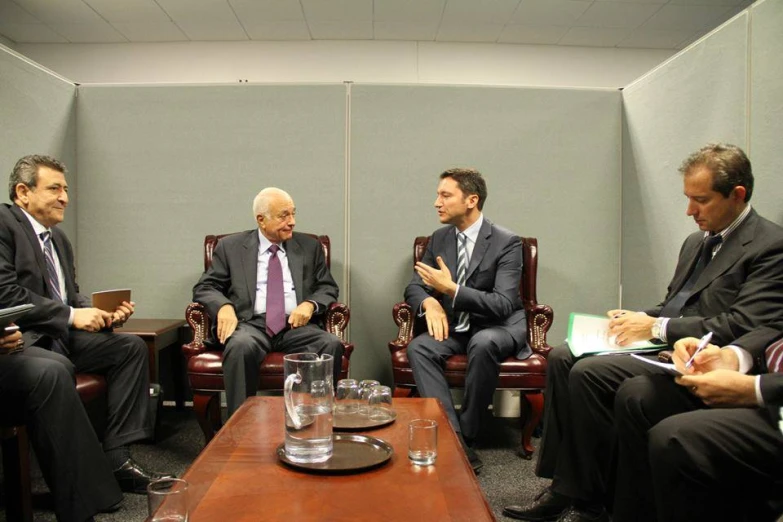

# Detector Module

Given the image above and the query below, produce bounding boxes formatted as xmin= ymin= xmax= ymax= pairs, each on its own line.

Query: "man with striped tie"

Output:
xmin=611 ymin=327 xmax=783 ymax=522
xmin=405 ymin=168 xmax=528 ymax=473
xmin=0 ymin=155 xmax=172 ymax=518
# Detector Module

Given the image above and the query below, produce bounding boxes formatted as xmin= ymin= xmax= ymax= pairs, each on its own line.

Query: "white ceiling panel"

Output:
xmin=111 ymin=22 xmax=188 ymax=42
xmin=13 ymin=0 xmax=103 ymax=24
xmin=309 ymin=20 xmax=373 ymax=39
xmin=175 ymin=20 xmax=248 ymax=41
xmin=243 ymin=20 xmax=311 ymax=40
xmin=668 ymin=0 xmax=742 ymax=5
xmin=512 ymin=0 xmax=591 ymax=26
xmin=560 ymin=26 xmax=632 ymax=46
xmin=442 ymin=0 xmax=521 ymax=24
xmin=642 ymin=4 xmax=735 ymax=31
xmin=374 ymin=21 xmax=439 ymax=41
xmin=53 ymin=22 xmax=127 ymax=43
xmin=0 ymin=0 xmax=39 ymax=24
xmin=576 ymin=2 xmax=663 ymax=28
xmin=437 ymin=22 xmax=505 ymax=42
xmin=82 ymin=0 xmax=170 ymax=23
xmin=301 ymin=0 xmax=372 ymax=21
xmin=0 ymin=22 xmax=67 ymax=43
xmin=374 ymin=0 xmax=445 ymax=22
xmin=595 ymin=0 xmax=665 ymax=3
xmin=498 ymin=23 xmax=570 ymax=44
xmin=229 ymin=0 xmax=305 ymax=21
xmin=157 ymin=0 xmax=240 ymax=24
xmin=617 ymin=27 xmax=696 ymax=48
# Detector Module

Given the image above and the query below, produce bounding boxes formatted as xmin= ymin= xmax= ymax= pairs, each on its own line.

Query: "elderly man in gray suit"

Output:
xmin=192 ymin=188 xmax=343 ymax=417
xmin=406 ymin=167 xmax=528 ymax=473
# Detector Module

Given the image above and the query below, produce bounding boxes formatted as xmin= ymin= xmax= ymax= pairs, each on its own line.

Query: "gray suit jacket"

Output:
xmin=0 ymin=204 xmax=90 ymax=347
xmin=645 ymin=209 xmax=783 ymax=347
xmin=405 ymin=218 xmax=529 ymax=359
xmin=192 ymin=230 xmax=339 ymax=326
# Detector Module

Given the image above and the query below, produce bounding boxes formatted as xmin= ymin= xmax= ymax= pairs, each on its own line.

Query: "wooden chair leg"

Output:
xmin=517 ymin=392 xmax=544 ymax=460
xmin=2 ymin=426 xmax=33 ymax=522
xmin=192 ymin=392 xmax=221 ymax=444
xmin=392 ymin=387 xmax=417 ymax=398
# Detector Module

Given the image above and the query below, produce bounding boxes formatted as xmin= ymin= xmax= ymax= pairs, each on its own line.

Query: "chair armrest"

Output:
xmin=527 ymin=303 xmax=554 ymax=358
xmin=325 ymin=303 xmax=350 ymax=344
xmin=183 ymin=302 xmax=210 ymax=360
xmin=389 ymin=302 xmax=414 ymax=354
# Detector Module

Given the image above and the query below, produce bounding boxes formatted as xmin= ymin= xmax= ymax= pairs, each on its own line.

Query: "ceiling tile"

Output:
xmin=52 ymin=22 xmax=127 ymax=43
xmin=308 ymin=20 xmax=373 ymax=39
xmin=373 ymin=0 xmax=445 ymax=22
xmin=559 ymin=26 xmax=633 ymax=46
xmin=82 ymin=0 xmax=170 ymax=23
xmin=617 ymin=27 xmax=696 ymax=48
xmin=0 ymin=0 xmax=40 ymax=24
xmin=511 ymin=0 xmax=591 ymax=26
xmin=175 ymin=20 xmax=248 ymax=41
xmin=157 ymin=0 xmax=242 ymax=24
xmin=301 ymin=0 xmax=372 ymax=21
xmin=595 ymin=0 xmax=665 ymax=3
xmin=498 ymin=24 xmax=570 ymax=44
xmin=441 ymin=0 xmax=521 ymax=24
xmin=374 ymin=21 xmax=439 ymax=40
xmin=0 ymin=23 xmax=67 ymax=43
xmin=436 ymin=22 xmax=505 ymax=42
xmin=229 ymin=0 xmax=305 ymax=21
xmin=668 ymin=0 xmax=742 ymax=5
xmin=244 ymin=20 xmax=311 ymax=40
xmin=13 ymin=0 xmax=103 ymax=23
xmin=112 ymin=22 xmax=188 ymax=42
xmin=641 ymin=4 xmax=734 ymax=31
xmin=575 ymin=2 xmax=663 ymax=28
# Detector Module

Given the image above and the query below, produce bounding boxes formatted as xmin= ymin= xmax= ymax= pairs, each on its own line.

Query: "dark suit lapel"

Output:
xmin=465 ymin=219 xmax=492 ymax=281
xmin=668 ymin=237 xmax=702 ymax=295
xmin=691 ymin=210 xmax=757 ymax=295
xmin=10 ymin=205 xmax=51 ymax=295
xmin=242 ymin=231 xmax=260 ymax=310
xmin=285 ymin=236 xmax=304 ymax=304
xmin=445 ymin=229 xmax=458 ymax=278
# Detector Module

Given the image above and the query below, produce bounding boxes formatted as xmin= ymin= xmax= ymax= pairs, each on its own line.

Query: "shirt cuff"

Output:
xmin=68 ymin=307 xmax=74 ymax=327
xmin=657 ymin=317 xmax=669 ymax=343
xmin=306 ymin=300 xmax=319 ymax=314
xmin=454 ymin=285 xmax=461 ymax=300
xmin=726 ymin=345 xmax=753 ymax=374
xmin=755 ymin=375 xmax=764 ymax=406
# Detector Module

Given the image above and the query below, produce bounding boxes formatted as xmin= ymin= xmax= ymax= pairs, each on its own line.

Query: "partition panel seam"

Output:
xmin=344 ymin=81 xmax=352 ymax=338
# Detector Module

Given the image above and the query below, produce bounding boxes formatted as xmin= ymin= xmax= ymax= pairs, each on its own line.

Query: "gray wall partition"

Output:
xmin=75 ymin=84 xmax=347 ymax=324
xmin=0 ymin=46 xmax=77 ymax=240
xmin=350 ymin=85 xmax=622 ymax=382
xmin=620 ymin=13 xmax=749 ymax=312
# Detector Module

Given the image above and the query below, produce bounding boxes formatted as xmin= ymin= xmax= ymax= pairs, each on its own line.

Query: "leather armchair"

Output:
xmin=183 ymin=233 xmax=354 ymax=443
xmin=389 ymin=236 xmax=553 ymax=458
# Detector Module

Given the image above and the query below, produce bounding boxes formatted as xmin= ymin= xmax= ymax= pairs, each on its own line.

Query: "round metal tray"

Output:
xmin=333 ymin=410 xmax=397 ymax=431
xmin=276 ymin=433 xmax=393 ymax=474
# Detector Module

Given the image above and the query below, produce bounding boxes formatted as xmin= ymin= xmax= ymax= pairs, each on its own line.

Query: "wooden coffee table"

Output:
xmin=180 ymin=396 xmax=495 ymax=521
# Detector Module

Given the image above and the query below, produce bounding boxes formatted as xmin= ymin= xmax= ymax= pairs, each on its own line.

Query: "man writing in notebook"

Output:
xmin=504 ymin=143 xmax=783 ymax=522
xmin=0 ymin=155 xmax=173 ymax=512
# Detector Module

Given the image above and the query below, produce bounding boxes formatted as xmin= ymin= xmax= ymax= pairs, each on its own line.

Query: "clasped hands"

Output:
xmin=216 ymin=301 xmax=315 ymax=344
xmin=670 ymin=337 xmax=756 ymax=407
xmin=72 ymin=300 xmax=135 ymax=332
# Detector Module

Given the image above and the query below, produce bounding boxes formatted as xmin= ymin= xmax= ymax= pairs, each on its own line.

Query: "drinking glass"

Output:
xmin=358 ymin=379 xmax=380 ymax=415
xmin=335 ymin=379 xmax=360 ymax=415
xmin=147 ymin=478 xmax=189 ymax=522
xmin=408 ymin=419 xmax=438 ymax=466
xmin=368 ymin=385 xmax=393 ymax=422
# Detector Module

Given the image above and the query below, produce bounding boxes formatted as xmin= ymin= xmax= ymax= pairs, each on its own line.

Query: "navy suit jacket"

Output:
xmin=405 ymin=218 xmax=529 ymax=359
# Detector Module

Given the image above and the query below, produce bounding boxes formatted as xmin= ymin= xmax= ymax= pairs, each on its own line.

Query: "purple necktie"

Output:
xmin=766 ymin=338 xmax=783 ymax=373
xmin=40 ymin=231 xmax=68 ymax=354
xmin=265 ymin=244 xmax=286 ymax=336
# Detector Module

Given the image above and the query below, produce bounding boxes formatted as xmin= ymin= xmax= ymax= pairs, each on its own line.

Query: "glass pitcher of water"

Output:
xmin=283 ymin=353 xmax=334 ymax=463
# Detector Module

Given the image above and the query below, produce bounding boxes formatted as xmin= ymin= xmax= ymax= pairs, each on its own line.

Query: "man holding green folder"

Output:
xmin=505 ymin=143 xmax=783 ymax=522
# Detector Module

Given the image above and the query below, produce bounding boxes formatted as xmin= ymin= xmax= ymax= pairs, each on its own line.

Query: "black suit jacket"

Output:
xmin=405 ymin=218 xmax=529 ymax=359
xmin=192 ymin=230 xmax=339 ymax=325
xmin=732 ymin=326 xmax=783 ymax=408
xmin=645 ymin=209 xmax=783 ymax=346
xmin=0 ymin=204 xmax=89 ymax=347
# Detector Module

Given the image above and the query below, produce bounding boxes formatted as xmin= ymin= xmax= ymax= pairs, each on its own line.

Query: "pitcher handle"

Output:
xmin=284 ymin=372 xmax=303 ymax=429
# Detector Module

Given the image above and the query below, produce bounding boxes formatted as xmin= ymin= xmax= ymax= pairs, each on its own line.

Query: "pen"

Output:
xmin=685 ymin=331 xmax=713 ymax=369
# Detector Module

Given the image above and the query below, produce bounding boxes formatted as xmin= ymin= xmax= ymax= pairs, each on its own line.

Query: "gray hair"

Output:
xmin=9 ymin=155 xmax=67 ymax=201
xmin=252 ymin=187 xmax=292 ymax=218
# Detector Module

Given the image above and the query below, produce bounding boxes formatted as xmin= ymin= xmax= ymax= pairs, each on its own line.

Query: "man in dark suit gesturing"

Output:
xmin=406 ymin=168 xmax=528 ymax=472
xmin=0 ymin=155 xmax=172 ymax=516
xmin=192 ymin=187 xmax=343 ymax=417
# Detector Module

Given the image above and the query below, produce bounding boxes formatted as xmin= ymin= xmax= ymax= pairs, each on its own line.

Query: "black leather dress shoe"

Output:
xmin=503 ymin=487 xmax=571 ymax=521
xmin=458 ymin=434 xmax=484 ymax=474
xmin=555 ymin=506 xmax=610 ymax=522
xmin=113 ymin=458 xmax=175 ymax=494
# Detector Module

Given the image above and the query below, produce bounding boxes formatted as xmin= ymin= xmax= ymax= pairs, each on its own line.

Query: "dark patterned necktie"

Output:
xmin=454 ymin=232 xmax=470 ymax=333
xmin=265 ymin=244 xmax=286 ymax=336
xmin=40 ymin=231 xmax=68 ymax=354
xmin=659 ymin=234 xmax=723 ymax=318
xmin=766 ymin=338 xmax=783 ymax=373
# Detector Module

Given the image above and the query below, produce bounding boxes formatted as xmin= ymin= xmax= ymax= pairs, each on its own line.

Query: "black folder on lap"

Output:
xmin=0 ymin=303 xmax=34 ymax=330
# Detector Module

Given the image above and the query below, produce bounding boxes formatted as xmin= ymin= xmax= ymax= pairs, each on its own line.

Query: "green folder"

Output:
xmin=567 ymin=312 xmax=666 ymax=358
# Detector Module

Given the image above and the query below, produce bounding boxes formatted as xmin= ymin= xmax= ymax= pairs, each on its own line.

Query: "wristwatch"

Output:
xmin=651 ymin=318 xmax=664 ymax=340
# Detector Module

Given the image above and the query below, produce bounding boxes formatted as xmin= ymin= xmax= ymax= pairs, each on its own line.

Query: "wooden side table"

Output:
xmin=119 ymin=318 xmax=186 ymax=407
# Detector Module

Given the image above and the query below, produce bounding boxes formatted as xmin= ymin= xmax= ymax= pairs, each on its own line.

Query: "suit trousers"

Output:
xmin=407 ymin=326 xmax=516 ymax=441
xmin=614 ymin=374 xmax=783 ymax=522
xmin=0 ymin=348 xmax=122 ymax=521
xmin=222 ymin=319 xmax=344 ymax=416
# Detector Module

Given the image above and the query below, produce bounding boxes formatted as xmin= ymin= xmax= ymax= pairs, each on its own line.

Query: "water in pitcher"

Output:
xmin=285 ymin=402 xmax=333 ymax=463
